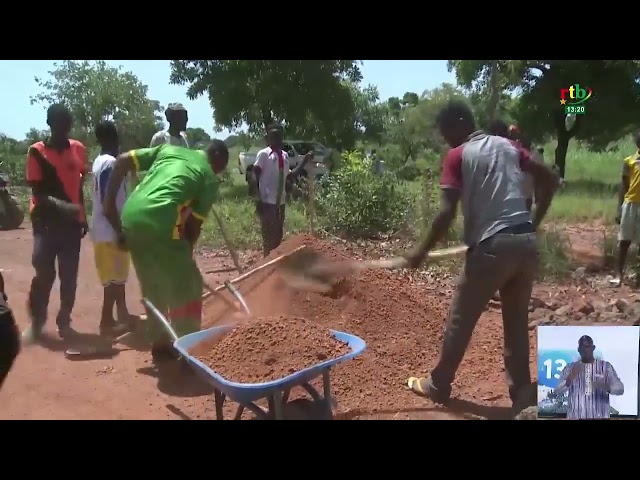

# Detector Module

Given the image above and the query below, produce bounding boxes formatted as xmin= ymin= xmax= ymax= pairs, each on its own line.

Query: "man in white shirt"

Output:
xmin=253 ymin=124 xmax=312 ymax=256
xmin=150 ymin=103 xmax=190 ymax=148
xmin=91 ymin=121 xmax=135 ymax=336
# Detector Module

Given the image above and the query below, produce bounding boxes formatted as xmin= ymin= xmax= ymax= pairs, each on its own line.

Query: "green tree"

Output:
xmin=185 ymin=127 xmax=211 ymax=148
xmin=237 ymin=132 xmax=254 ymax=151
xmin=401 ymin=92 xmax=419 ymax=108
xmin=24 ymin=128 xmax=49 ymax=146
xmin=31 ymin=60 xmax=164 ymax=151
xmin=388 ymin=84 xmax=467 ymax=162
xmin=169 ymin=60 xmax=362 ymax=143
xmin=449 ymin=60 xmax=640 ymax=177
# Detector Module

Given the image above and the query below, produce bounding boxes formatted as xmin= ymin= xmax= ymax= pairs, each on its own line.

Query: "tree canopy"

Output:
xmin=31 ymin=60 xmax=164 ymax=150
xmin=448 ymin=60 xmax=640 ymax=177
xmin=169 ymin=60 xmax=364 ymax=147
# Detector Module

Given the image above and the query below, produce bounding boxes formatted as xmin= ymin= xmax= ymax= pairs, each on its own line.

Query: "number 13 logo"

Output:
xmin=543 ymin=358 xmax=567 ymax=380
xmin=538 ymin=349 xmax=576 ymax=388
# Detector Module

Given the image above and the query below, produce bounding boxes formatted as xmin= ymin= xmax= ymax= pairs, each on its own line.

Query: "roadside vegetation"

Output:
xmin=2 ymin=60 xmax=637 ymax=280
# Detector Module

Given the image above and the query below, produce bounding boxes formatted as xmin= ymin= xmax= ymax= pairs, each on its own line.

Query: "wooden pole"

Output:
xmin=308 ymin=176 xmax=315 ymax=235
xmin=210 ymin=207 xmax=243 ymax=274
xmin=202 ymin=245 xmax=307 ymax=300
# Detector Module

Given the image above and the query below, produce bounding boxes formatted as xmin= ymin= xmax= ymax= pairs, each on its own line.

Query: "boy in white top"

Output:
xmin=253 ymin=124 xmax=312 ymax=256
xmin=91 ymin=121 xmax=135 ymax=336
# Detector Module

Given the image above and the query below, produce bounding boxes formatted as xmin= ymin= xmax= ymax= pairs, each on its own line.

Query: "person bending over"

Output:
xmin=103 ymin=142 xmax=228 ymax=363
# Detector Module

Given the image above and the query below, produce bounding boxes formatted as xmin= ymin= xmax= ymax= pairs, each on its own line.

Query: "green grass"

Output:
xmin=544 ymin=138 xmax=624 ymax=223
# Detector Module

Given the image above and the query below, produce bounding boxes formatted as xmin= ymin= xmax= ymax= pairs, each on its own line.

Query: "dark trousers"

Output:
xmin=28 ymin=223 xmax=82 ymax=328
xmin=431 ymin=228 xmax=537 ymax=402
xmin=257 ymin=202 xmax=285 ymax=257
xmin=0 ymin=304 xmax=20 ymax=390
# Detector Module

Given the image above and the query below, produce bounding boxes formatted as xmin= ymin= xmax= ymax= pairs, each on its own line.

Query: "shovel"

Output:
xmin=279 ymin=244 xmax=468 ymax=293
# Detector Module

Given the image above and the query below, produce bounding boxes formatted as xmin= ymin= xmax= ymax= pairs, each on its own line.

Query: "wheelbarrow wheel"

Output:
xmin=282 ymin=398 xmax=333 ymax=420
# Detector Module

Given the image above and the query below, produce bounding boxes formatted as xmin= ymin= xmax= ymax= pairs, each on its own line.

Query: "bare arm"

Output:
xmin=253 ymin=150 xmax=269 ymax=191
xmin=554 ymin=362 xmax=575 ymax=395
xmin=606 ymin=363 xmax=624 ymax=396
xmin=618 ymin=162 xmax=630 ymax=213
xmin=520 ymin=150 xmax=560 ymax=229
xmin=414 ymin=188 xmax=460 ymax=256
xmin=103 ymin=152 xmax=136 ymax=236
xmin=406 ymin=147 xmax=463 ymax=267
xmin=290 ymin=152 xmax=313 ymax=177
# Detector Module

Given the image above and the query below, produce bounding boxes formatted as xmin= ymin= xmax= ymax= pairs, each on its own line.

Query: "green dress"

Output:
xmin=121 ymin=144 xmax=218 ymax=342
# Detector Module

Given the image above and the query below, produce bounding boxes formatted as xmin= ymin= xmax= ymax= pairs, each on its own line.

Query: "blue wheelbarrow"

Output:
xmin=142 ymin=297 xmax=366 ymax=420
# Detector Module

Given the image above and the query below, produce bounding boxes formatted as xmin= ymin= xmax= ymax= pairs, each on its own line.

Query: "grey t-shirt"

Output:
xmin=440 ymin=132 xmax=532 ymax=246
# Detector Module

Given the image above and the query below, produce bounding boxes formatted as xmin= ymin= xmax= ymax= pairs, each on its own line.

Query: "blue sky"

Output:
xmin=0 ymin=60 xmax=455 ymax=140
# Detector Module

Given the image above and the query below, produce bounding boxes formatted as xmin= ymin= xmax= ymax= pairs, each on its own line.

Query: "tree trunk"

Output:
xmin=261 ymin=108 xmax=273 ymax=132
xmin=554 ymin=130 xmax=570 ymax=179
xmin=552 ymin=111 xmax=581 ymax=179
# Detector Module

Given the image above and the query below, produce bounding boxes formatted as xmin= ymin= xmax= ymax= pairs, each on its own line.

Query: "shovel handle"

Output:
xmin=142 ymin=298 xmax=179 ymax=343
xmin=223 ymin=281 xmax=251 ymax=317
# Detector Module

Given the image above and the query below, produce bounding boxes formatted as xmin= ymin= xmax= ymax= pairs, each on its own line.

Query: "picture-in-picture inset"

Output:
xmin=537 ymin=325 xmax=639 ymax=419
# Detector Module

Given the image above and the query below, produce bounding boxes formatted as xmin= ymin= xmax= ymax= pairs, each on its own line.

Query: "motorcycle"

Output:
xmin=0 ymin=162 xmax=25 ymax=230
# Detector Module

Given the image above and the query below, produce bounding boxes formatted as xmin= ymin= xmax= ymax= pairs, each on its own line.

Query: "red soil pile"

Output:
xmin=194 ymin=315 xmax=351 ymax=384
xmin=201 ymin=233 xmax=533 ymax=418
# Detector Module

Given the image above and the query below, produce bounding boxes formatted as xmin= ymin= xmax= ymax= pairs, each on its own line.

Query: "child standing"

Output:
xmin=91 ymin=121 xmax=135 ymax=336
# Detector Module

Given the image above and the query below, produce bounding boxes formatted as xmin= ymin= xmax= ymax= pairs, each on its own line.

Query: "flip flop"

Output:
xmin=407 ymin=377 xmax=430 ymax=397
xmin=64 ymin=345 xmax=119 ymax=360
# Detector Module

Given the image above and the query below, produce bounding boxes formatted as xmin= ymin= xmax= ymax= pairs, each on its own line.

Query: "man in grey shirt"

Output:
xmin=405 ymin=101 xmax=559 ymax=412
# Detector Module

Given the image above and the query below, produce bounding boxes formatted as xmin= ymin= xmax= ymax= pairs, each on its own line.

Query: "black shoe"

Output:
xmin=99 ymin=322 xmax=130 ymax=337
xmin=151 ymin=342 xmax=180 ymax=363
xmin=57 ymin=325 xmax=79 ymax=340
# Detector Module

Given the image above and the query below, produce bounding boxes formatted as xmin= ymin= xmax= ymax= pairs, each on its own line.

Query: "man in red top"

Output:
xmin=404 ymin=101 xmax=559 ymax=413
xmin=22 ymin=104 xmax=88 ymax=343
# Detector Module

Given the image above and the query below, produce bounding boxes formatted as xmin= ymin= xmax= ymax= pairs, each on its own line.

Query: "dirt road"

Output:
xmin=0 ymin=226 xmax=536 ymax=420
xmin=0 ymin=225 xmax=236 ymax=420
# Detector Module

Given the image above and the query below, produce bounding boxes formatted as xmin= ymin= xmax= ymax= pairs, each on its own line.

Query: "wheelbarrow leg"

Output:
xmin=268 ymin=391 xmax=285 ymax=420
xmin=214 ymin=389 xmax=225 ymax=420
xmin=322 ymin=369 xmax=333 ymax=419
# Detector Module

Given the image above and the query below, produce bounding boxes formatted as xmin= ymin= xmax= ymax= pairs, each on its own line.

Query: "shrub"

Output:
xmin=316 ymin=150 xmax=411 ymax=239
xmin=537 ymin=228 xmax=573 ymax=279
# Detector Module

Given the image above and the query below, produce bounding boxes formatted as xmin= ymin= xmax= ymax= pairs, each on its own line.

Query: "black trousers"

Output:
xmin=0 ymin=303 xmax=20 ymax=390
xmin=257 ymin=202 xmax=285 ymax=257
xmin=28 ymin=223 xmax=82 ymax=328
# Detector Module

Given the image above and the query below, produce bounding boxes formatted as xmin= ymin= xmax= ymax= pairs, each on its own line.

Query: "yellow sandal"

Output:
xmin=407 ymin=376 xmax=430 ymax=397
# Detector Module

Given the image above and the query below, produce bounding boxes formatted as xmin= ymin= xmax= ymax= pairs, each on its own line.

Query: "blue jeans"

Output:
xmin=28 ymin=223 xmax=82 ymax=328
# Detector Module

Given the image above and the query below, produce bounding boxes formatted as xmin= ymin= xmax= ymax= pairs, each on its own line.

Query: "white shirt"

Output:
xmin=150 ymin=130 xmax=189 ymax=148
xmin=91 ymin=154 xmax=127 ymax=243
xmin=255 ymin=147 xmax=290 ymax=205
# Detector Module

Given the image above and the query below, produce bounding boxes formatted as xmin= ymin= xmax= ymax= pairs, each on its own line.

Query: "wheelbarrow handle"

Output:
xmin=142 ymin=298 xmax=180 ymax=343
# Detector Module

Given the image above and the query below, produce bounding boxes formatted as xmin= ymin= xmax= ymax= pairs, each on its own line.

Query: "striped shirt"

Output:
xmin=555 ymin=360 xmax=624 ymax=419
